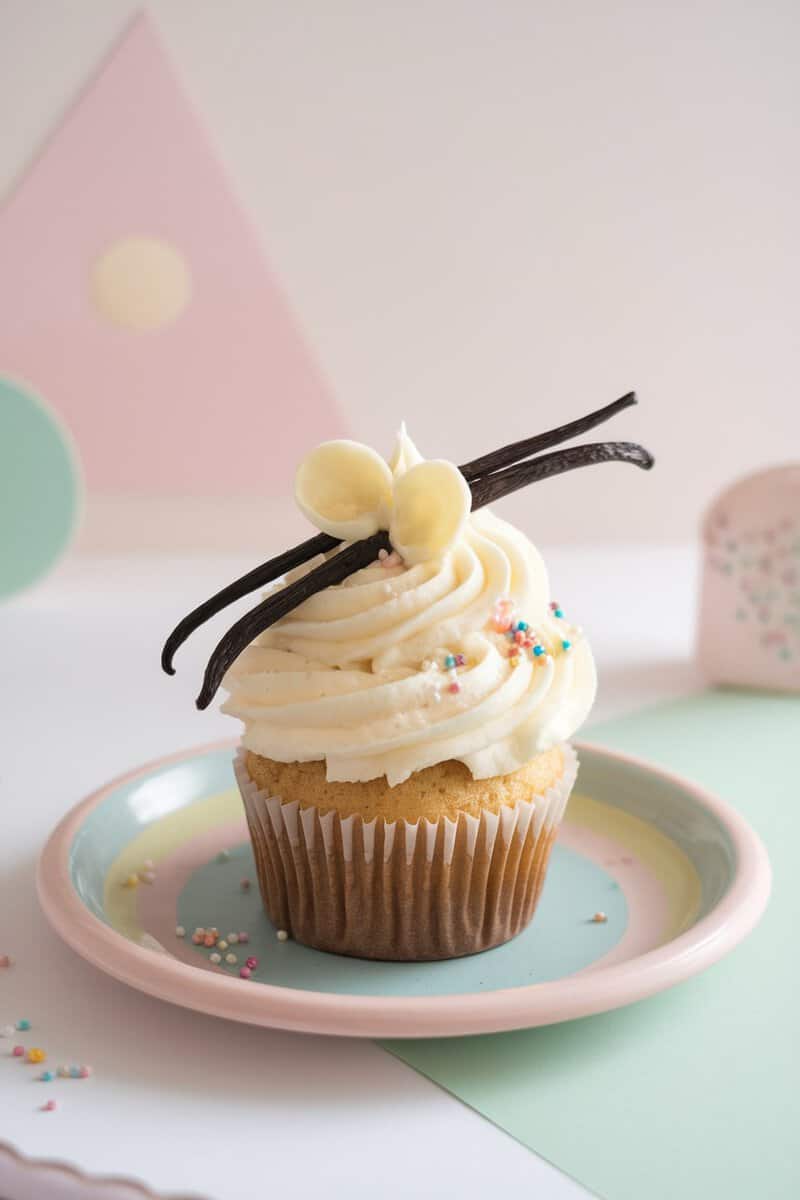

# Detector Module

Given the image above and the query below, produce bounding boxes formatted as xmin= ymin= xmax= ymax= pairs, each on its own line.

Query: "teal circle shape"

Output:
xmin=0 ymin=376 xmax=82 ymax=599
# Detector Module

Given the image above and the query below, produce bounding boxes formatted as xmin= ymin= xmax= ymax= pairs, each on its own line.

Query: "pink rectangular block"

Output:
xmin=698 ymin=465 xmax=800 ymax=692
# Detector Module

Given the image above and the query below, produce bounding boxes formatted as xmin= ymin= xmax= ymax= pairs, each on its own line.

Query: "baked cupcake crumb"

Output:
xmin=244 ymin=746 xmax=565 ymax=823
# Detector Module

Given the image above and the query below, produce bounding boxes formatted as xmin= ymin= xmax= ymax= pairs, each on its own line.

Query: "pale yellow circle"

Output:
xmin=90 ymin=236 xmax=192 ymax=331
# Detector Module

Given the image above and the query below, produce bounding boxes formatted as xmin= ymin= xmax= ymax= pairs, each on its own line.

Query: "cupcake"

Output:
xmin=163 ymin=396 xmax=653 ymax=961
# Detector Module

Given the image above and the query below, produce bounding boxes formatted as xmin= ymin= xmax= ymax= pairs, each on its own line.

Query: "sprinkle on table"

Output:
xmin=592 ymin=911 xmax=608 ymax=924
xmin=216 ymin=849 xmax=231 ymax=863
xmin=276 ymin=930 xmax=289 ymax=942
xmin=209 ymin=952 xmax=222 ymax=965
xmin=1 ymin=1025 xmax=15 ymax=1038
xmin=26 ymin=1048 xmax=46 ymax=1064
xmin=12 ymin=1045 xmax=24 ymax=1057
xmin=175 ymin=925 xmax=186 ymax=938
xmin=42 ymin=1099 xmax=57 ymax=1112
xmin=16 ymin=1020 xmax=31 ymax=1031
xmin=240 ymin=878 xmax=251 ymax=892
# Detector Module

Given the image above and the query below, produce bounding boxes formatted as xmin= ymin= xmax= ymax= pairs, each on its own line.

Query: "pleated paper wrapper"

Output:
xmin=234 ymin=745 xmax=577 ymax=962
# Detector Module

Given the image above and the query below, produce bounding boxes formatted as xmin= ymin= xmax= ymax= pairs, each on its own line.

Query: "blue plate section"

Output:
xmin=176 ymin=841 xmax=628 ymax=996
xmin=70 ymin=748 xmax=236 ymax=922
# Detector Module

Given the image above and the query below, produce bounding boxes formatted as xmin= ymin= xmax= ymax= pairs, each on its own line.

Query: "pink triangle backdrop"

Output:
xmin=0 ymin=13 xmax=343 ymax=496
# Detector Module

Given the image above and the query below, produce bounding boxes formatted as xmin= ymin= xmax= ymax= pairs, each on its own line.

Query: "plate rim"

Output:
xmin=36 ymin=738 xmax=772 ymax=1038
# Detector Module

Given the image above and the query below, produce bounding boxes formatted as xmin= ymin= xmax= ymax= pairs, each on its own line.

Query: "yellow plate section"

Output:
xmin=104 ymin=788 xmax=241 ymax=943
xmin=569 ymin=792 xmax=702 ymax=939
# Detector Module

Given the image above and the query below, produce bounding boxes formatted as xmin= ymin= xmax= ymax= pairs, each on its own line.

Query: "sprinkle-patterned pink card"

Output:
xmin=0 ymin=13 xmax=343 ymax=496
xmin=698 ymin=464 xmax=800 ymax=691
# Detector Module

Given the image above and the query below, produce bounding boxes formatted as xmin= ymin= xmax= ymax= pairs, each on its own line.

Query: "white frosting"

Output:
xmin=222 ymin=430 xmax=597 ymax=786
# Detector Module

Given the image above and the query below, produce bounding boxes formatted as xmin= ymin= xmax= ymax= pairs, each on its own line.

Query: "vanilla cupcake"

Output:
xmin=222 ymin=428 xmax=595 ymax=960
xmin=164 ymin=398 xmax=653 ymax=961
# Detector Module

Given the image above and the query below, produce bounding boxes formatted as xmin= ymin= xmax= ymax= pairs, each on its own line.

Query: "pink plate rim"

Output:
xmin=36 ymin=739 xmax=771 ymax=1039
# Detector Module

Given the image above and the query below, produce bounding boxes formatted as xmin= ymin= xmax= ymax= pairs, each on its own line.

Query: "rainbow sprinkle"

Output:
xmin=492 ymin=596 xmax=581 ymax=665
xmin=441 ymin=649 xmax=468 ymax=694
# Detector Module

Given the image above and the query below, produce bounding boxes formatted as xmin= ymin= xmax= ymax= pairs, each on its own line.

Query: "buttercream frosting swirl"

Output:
xmin=222 ymin=430 xmax=596 ymax=785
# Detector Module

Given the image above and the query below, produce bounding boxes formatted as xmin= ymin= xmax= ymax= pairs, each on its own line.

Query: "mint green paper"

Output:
xmin=0 ymin=375 xmax=82 ymax=599
xmin=384 ymin=692 xmax=799 ymax=1200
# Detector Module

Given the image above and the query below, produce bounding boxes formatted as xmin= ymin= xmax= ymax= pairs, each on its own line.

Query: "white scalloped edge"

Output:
xmin=0 ymin=1139 xmax=208 ymax=1200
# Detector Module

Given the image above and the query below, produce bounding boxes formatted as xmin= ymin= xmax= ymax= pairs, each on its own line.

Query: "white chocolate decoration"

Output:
xmin=295 ymin=439 xmax=393 ymax=542
xmin=389 ymin=459 xmax=471 ymax=566
xmin=295 ymin=437 xmax=471 ymax=566
xmin=224 ymin=428 xmax=596 ymax=785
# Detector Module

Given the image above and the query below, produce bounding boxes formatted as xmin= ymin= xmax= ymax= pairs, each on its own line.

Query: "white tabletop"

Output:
xmin=0 ymin=544 xmax=701 ymax=1200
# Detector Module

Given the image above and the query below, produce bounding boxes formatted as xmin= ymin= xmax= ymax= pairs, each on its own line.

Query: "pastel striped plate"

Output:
xmin=37 ymin=740 xmax=770 ymax=1038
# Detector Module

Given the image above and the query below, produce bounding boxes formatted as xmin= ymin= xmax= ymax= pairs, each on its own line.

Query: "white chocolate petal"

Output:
xmin=388 ymin=421 xmax=425 ymax=477
xmin=295 ymin=440 xmax=393 ymax=541
xmin=389 ymin=459 xmax=471 ymax=565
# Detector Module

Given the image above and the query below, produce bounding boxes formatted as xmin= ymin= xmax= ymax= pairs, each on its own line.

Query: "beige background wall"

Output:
xmin=3 ymin=0 xmax=798 ymax=549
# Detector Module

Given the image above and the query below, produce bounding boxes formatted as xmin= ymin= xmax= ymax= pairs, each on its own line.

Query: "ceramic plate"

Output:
xmin=37 ymin=740 xmax=770 ymax=1038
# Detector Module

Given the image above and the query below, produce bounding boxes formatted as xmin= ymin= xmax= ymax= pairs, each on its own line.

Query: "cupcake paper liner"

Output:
xmin=234 ymin=745 xmax=577 ymax=961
